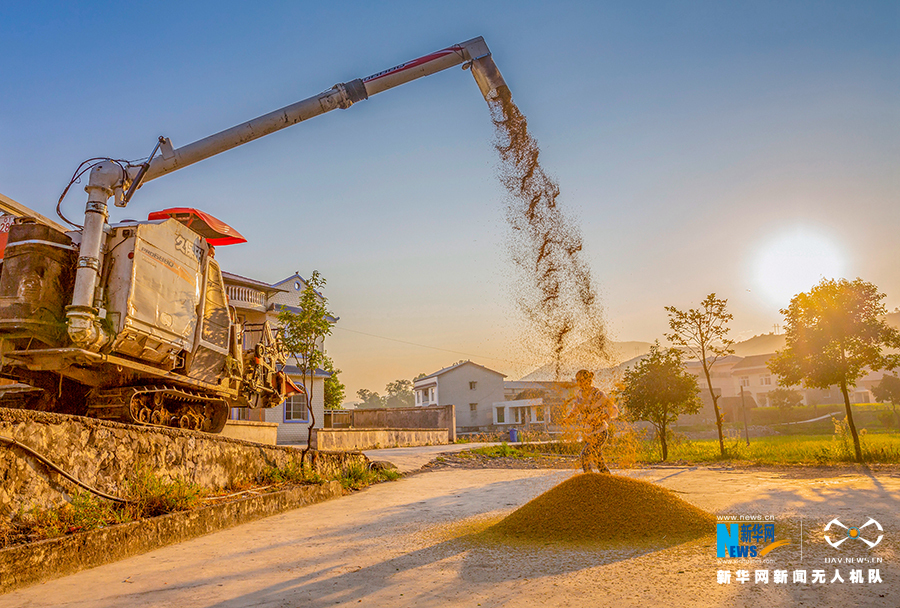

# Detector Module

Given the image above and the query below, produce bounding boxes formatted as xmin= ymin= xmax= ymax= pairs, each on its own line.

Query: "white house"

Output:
xmin=223 ymin=271 xmax=333 ymax=445
xmin=414 ymin=361 xmax=505 ymax=432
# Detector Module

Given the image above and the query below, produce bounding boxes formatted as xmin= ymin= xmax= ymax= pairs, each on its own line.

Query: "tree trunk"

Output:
xmin=840 ymin=379 xmax=863 ymax=462
xmin=658 ymin=425 xmax=668 ymax=461
xmin=702 ymin=365 xmax=725 ymax=457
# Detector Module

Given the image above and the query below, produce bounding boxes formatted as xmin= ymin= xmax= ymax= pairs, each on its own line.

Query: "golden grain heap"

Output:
xmin=488 ymin=473 xmax=715 ymax=545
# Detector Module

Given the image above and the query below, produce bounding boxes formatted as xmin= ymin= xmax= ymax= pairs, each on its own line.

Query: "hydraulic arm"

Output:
xmin=67 ymin=36 xmax=508 ymax=350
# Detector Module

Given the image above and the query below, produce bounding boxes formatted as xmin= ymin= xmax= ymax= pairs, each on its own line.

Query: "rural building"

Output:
xmin=223 ymin=271 xmax=333 ymax=445
xmin=414 ymin=361 xmax=505 ymax=433
xmin=415 ymin=362 xmax=580 ymax=434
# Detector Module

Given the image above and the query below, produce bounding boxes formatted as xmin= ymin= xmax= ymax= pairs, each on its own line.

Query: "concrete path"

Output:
xmin=362 ymin=442 xmax=496 ymax=473
xmin=3 ymin=466 xmax=898 ymax=607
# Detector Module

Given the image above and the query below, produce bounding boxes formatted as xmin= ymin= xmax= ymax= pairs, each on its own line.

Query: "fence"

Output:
xmin=323 ymin=404 xmax=455 ymax=442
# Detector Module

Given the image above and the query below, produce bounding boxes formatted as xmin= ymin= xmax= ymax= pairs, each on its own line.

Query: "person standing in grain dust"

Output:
xmin=564 ymin=369 xmax=619 ymax=473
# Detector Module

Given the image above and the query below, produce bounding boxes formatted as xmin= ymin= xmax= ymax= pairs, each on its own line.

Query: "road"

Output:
xmin=2 ymin=464 xmax=898 ymax=607
xmin=362 ymin=442 xmax=497 ymax=473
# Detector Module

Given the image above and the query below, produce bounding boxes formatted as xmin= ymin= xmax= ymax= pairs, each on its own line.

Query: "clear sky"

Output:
xmin=1 ymin=1 xmax=897 ymax=401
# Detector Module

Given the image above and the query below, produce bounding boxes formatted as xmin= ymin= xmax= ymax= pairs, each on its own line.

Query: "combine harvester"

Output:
xmin=0 ymin=37 xmax=509 ymax=433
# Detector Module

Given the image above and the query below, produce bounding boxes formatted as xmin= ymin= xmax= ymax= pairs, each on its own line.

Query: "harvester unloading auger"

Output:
xmin=0 ymin=37 xmax=508 ymax=433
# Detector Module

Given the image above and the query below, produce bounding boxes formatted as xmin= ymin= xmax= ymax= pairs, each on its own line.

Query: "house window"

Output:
xmin=496 ymin=407 xmax=505 ymax=424
xmin=469 ymin=381 xmax=477 ymax=390
xmin=535 ymin=406 xmax=544 ymax=422
xmin=469 ymin=403 xmax=478 ymax=412
xmin=762 ymin=375 xmax=772 ymax=386
xmin=284 ymin=394 xmax=309 ymax=422
xmin=428 ymin=388 xmax=435 ymax=402
xmin=740 ymin=376 xmax=750 ymax=387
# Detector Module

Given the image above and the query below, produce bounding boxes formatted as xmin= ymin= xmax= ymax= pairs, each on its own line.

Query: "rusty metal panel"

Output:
xmin=107 ymin=219 xmax=206 ymax=364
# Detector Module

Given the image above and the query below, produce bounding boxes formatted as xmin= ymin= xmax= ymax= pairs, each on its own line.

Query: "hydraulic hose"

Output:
xmin=0 ymin=434 xmax=131 ymax=504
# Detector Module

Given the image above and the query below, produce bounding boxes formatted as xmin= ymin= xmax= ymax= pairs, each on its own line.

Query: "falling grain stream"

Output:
xmin=488 ymin=88 xmax=608 ymax=378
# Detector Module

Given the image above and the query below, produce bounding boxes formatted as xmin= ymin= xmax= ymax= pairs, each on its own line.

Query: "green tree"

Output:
xmin=356 ymin=388 xmax=384 ymax=408
xmin=768 ymin=387 xmax=804 ymax=411
xmin=384 ymin=379 xmax=414 ymax=408
xmin=665 ymin=294 xmax=734 ymax=457
xmin=322 ymin=358 xmax=345 ymax=409
xmin=277 ymin=271 xmax=335 ymax=453
xmin=769 ymin=278 xmax=900 ymax=462
xmin=615 ymin=343 xmax=701 ymax=461
xmin=873 ymin=374 xmax=900 ymax=410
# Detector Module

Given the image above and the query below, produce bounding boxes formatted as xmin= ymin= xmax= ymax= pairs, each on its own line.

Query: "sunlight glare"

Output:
xmin=753 ymin=229 xmax=846 ymax=309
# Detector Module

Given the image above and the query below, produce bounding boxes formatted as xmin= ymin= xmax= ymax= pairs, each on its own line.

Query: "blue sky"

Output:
xmin=2 ymin=1 xmax=897 ymax=398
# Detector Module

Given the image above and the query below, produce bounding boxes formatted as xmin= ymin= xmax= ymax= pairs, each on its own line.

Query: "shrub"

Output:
xmin=259 ymin=462 xmax=323 ymax=485
xmin=341 ymin=461 xmax=378 ymax=490
xmin=878 ymin=410 xmax=898 ymax=429
xmin=124 ymin=468 xmax=206 ymax=518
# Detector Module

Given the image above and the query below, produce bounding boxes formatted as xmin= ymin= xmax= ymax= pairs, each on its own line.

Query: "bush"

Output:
xmin=12 ymin=491 xmax=128 ymax=544
xmin=125 ymin=468 xmax=206 ymax=518
xmin=341 ymin=461 xmax=378 ymax=490
xmin=878 ymin=410 xmax=898 ymax=429
xmin=259 ymin=462 xmax=323 ymax=485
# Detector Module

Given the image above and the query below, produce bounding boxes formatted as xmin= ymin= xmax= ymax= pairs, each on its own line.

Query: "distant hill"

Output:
xmin=518 ymin=312 xmax=900 ymax=381
xmin=521 ymin=333 xmax=784 ymax=381
xmin=731 ymin=333 xmax=785 ymax=357
xmin=520 ymin=340 xmax=653 ymax=381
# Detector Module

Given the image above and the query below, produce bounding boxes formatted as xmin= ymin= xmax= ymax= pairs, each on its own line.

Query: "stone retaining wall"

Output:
xmin=0 ymin=408 xmax=366 ymax=515
xmin=312 ymin=428 xmax=449 ymax=451
xmin=0 ymin=480 xmax=342 ymax=594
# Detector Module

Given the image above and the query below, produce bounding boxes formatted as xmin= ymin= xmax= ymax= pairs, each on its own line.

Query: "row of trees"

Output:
xmin=356 ymin=378 xmax=417 ymax=409
xmin=617 ymin=278 xmax=900 ymax=463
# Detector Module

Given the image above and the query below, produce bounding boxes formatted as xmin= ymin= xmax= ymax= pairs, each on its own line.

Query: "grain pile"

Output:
xmin=487 ymin=473 xmax=715 ymax=545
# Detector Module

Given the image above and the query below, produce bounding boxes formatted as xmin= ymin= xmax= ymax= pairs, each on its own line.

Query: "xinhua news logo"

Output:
xmin=717 ymin=518 xmax=790 ymax=559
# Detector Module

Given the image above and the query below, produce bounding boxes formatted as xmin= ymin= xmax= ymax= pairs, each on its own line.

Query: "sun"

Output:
xmin=752 ymin=229 xmax=846 ymax=309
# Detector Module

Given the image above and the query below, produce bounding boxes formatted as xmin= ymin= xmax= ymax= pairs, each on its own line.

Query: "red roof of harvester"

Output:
xmin=147 ymin=208 xmax=247 ymax=246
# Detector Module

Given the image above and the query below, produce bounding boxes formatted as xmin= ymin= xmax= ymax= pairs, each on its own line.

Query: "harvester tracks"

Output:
xmin=86 ymin=385 xmax=229 ymax=433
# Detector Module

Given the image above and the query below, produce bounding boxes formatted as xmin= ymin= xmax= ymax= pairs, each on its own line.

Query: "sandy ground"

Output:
xmin=2 ymin=465 xmax=898 ymax=607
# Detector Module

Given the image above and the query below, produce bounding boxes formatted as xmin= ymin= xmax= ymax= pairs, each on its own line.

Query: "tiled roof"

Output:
xmin=415 ymin=360 xmax=506 ymax=382
xmin=730 ymin=353 xmax=775 ymax=372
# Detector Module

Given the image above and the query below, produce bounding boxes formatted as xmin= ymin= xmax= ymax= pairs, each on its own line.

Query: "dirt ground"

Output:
xmin=1 ymin=460 xmax=897 ymax=607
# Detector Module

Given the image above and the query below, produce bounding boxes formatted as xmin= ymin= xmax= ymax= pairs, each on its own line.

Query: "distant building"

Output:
xmin=223 ymin=271 xmax=334 ymax=445
xmin=414 ymin=361 xmax=578 ymax=434
xmin=414 ymin=361 xmax=505 ymax=432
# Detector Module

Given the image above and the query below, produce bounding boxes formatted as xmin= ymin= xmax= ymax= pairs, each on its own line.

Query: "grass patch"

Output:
xmin=258 ymin=462 xmax=324 ymax=486
xmin=339 ymin=461 xmax=401 ymax=490
xmin=4 ymin=469 xmax=208 ymax=548
xmin=638 ymin=430 xmax=900 ymax=465
xmin=10 ymin=491 xmax=128 ymax=544
xmin=125 ymin=467 xmax=206 ymax=518
xmin=457 ymin=431 xmax=900 ymax=466
xmin=469 ymin=442 xmax=543 ymax=459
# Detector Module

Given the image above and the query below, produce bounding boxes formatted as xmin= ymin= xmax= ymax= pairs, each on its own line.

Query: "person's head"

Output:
xmin=575 ymin=369 xmax=593 ymax=389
